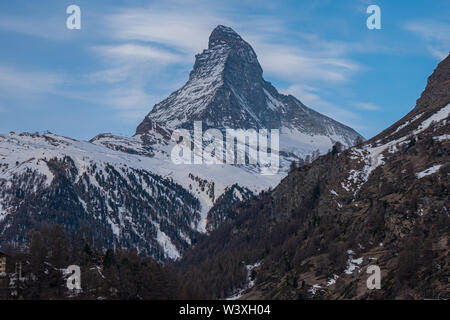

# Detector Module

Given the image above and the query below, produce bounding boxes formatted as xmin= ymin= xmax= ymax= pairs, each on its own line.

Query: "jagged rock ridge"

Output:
xmin=137 ymin=25 xmax=363 ymax=160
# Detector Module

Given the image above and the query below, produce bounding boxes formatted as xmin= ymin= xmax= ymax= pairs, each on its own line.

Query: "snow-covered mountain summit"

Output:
xmin=137 ymin=25 xmax=363 ymax=160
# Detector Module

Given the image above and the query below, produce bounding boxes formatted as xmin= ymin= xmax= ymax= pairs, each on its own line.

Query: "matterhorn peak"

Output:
xmin=208 ymin=25 xmax=246 ymax=48
xmin=207 ymin=25 xmax=260 ymax=67
xmin=137 ymin=25 xmax=362 ymax=156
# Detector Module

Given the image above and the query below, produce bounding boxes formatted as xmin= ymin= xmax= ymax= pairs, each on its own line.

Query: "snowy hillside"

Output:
xmin=0 ymin=131 xmax=280 ymax=260
xmin=0 ymin=25 xmax=364 ymax=261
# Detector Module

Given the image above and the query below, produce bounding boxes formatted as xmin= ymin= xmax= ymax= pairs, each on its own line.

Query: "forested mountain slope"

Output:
xmin=176 ymin=55 xmax=450 ymax=300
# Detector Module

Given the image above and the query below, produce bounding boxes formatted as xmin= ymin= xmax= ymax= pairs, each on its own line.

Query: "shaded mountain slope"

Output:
xmin=176 ymin=55 xmax=450 ymax=300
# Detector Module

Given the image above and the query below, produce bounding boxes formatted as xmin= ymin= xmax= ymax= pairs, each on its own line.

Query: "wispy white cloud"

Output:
xmin=281 ymin=84 xmax=362 ymax=130
xmin=0 ymin=66 xmax=66 ymax=116
xmin=252 ymin=40 xmax=360 ymax=83
xmin=0 ymin=14 xmax=72 ymax=41
xmin=88 ymin=66 xmax=135 ymax=84
xmin=49 ymin=85 xmax=160 ymax=124
xmin=88 ymin=43 xmax=185 ymax=86
xmin=103 ymin=87 xmax=156 ymax=123
xmin=404 ymin=21 xmax=450 ymax=60
xmin=352 ymin=101 xmax=381 ymax=111
xmin=0 ymin=66 xmax=63 ymax=95
xmin=93 ymin=44 xmax=184 ymax=64
xmin=105 ymin=6 xmax=229 ymax=56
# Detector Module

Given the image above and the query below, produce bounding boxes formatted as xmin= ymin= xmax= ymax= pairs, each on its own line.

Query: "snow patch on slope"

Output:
xmin=416 ymin=164 xmax=444 ymax=179
xmin=227 ymin=261 xmax=262 ymax=300
xmin=152 ymin=221 xmax=180 ymax=260
xmin=344 ymin=251 xmax=363 ymax=275
xmin=393 ymin=112 xmax=423 ymax=134
xmin=342 ymin=103 xmax=450 ymax=194
xmin=414 ymin=103 xmax=450 ymax=134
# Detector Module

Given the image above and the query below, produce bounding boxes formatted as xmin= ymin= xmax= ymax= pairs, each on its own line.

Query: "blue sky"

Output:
xmin=0 ymin=0 xmax=448 ymax=140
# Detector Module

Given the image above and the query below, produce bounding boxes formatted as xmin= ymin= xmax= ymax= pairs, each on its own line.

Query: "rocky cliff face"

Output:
xmin=137 ymin=25 xmax=362 ymax=159
xmin=176 ymin=55 xmax=450 ymax=300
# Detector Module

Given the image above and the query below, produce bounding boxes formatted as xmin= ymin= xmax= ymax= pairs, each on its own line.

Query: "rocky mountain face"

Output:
xmin=176 ymin=55 xmax=450 ymax=299
xmin=0 ymin=25 xmax=362 ymax=262
xmin=137 ymin=25 xmax=362 ymax=160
